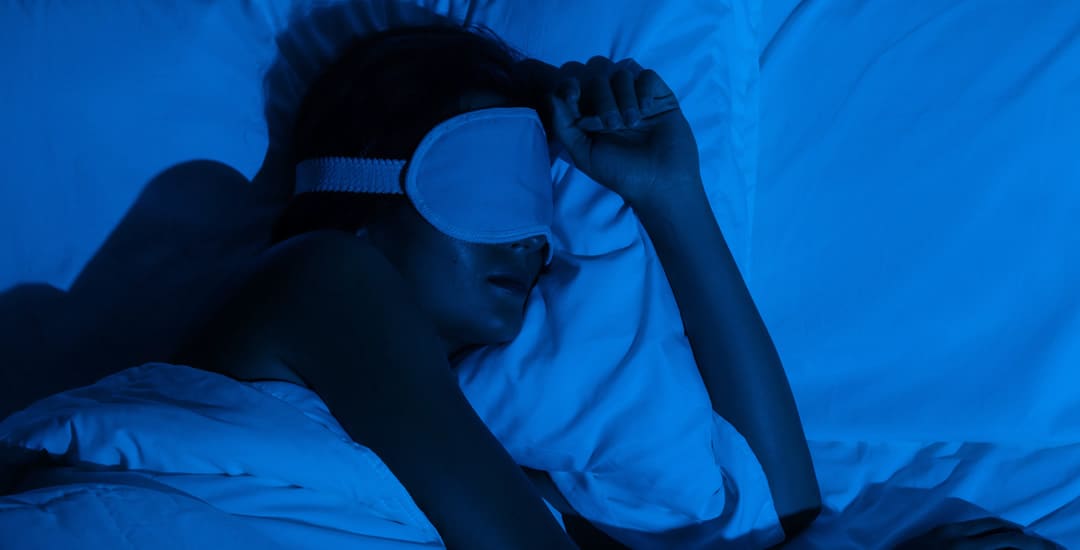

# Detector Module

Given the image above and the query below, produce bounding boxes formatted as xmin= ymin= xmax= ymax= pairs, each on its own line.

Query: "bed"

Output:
xmin=754 ymin=1 xmax=1080 ymax=547
xmin=1 ymin=0 xmax=1077 ymax=548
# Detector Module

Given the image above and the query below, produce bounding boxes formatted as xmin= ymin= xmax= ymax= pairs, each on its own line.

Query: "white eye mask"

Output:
xmin=294 ymin=107 xmax=554 ymax=266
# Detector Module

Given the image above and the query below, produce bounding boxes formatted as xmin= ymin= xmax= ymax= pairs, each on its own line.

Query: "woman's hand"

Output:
xmin=893 ymin=517 xmax=1064 ymax=550
xmin=516 ymin=56 xmax=702 ymax=206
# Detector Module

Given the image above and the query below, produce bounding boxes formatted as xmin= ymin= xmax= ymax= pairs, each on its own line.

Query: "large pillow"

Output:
xmin=0 ymin=0 xmax=776 ymax=546
xmin=437 ymin=0 xmax=775 ymax=543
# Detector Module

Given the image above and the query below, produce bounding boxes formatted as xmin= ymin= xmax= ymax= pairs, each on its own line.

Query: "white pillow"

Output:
xmin=444 ymin=0 xmax=775 ymax=541
xmin=0 ymin=0 xmax=775 ymax=544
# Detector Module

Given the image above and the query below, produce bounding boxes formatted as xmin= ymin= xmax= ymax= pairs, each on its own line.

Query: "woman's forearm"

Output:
xmin=629 ymin=181 xmax=822 ymax=532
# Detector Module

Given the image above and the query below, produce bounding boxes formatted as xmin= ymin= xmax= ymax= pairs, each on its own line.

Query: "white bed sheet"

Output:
xmin=755 ymin=0 xmax=1080 ymax=443
xmin=794 ymin=439 xmax=1079 ymax=548
xmin=756 ymin=0 xmax=1080 ymax=547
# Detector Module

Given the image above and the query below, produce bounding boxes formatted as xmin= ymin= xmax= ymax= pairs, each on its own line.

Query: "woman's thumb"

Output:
xmin=547 ymin=88 xmax=591 ymax=172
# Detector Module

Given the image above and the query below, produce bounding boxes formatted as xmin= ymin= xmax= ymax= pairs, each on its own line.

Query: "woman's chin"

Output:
xmin=474 ymin=315 xmax=524 ymax=348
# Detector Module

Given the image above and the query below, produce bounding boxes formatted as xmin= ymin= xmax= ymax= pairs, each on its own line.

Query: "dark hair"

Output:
xmin=271 ymin=23 xmax=535 ymax=244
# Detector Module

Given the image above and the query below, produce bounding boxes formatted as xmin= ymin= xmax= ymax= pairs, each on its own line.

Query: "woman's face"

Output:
xmin=357 ymin=200 xmax=547 ymax=359
xmin=359 ymin=88 xmax=548 ymax=360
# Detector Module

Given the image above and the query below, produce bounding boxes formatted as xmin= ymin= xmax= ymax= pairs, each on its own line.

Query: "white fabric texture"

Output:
xmin=0 ymin=363 xmax=444 ymax=549
xmin=748 ymin=0 xmax=1080 ymax=548
xmin=756 ymin=0 xmax=1080 ymax=445
xmin=785 ymin=440 xmax=1077 ymax=549
xmin=0 ymin=0 xmax=776 ymax=546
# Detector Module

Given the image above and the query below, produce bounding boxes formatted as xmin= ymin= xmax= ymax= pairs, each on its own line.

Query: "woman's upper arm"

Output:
xmin=191 ymin=231 xmax=574 ymax=550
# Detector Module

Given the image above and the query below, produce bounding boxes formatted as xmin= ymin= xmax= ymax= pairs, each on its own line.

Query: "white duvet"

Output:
xmin=0 ymin=363 xmax=445 ymax=549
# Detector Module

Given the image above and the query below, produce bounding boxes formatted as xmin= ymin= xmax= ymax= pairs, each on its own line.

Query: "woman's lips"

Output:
xmin=487 ymin=276 xmax=529 ymax=295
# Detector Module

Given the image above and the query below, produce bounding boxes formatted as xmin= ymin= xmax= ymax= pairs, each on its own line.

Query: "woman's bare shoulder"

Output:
xmin=260 ymin=230 xmax=380 ymax=278
xmin=174 ymin=230 xmax=385 ymax=387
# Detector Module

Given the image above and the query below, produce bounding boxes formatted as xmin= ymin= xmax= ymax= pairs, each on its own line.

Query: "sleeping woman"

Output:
xmin=171 ymin=23 xmax=700 ymax=549
xmin=165 ymin=22 xmax=722 ymax=549
xmin=0 ymin=21 xmax=1062 ymax=550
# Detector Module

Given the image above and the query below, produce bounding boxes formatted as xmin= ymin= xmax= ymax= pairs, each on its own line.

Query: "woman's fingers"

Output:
xmin=547 ymin=80 xmax=591 ymax=169
xmin=635 ymin=69 xmax=679 ymax=118
xmin=555 ymin=61 xmax=600 ymax=130
xmin=556 ymin=77 xmax=582 ymax=120
xmin=554 ymin=56 xmax=678 ymax=131
xmin=581 ymin=56 xmax=620 ymax=130
xmin=609 ymin=68 xmax=640 ymax=126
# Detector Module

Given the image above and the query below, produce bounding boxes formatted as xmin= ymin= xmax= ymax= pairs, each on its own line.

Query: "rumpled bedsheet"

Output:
xmin=0 ymin=363 xmax=445 ymax=549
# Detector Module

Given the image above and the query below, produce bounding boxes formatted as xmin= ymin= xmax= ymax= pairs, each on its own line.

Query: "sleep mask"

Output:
xmin=295 ymin=107 xmax=554 ymax=265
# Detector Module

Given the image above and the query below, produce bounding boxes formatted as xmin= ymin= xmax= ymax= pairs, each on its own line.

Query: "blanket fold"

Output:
xmin=0 ymin=362 xmax=444 ymax=549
